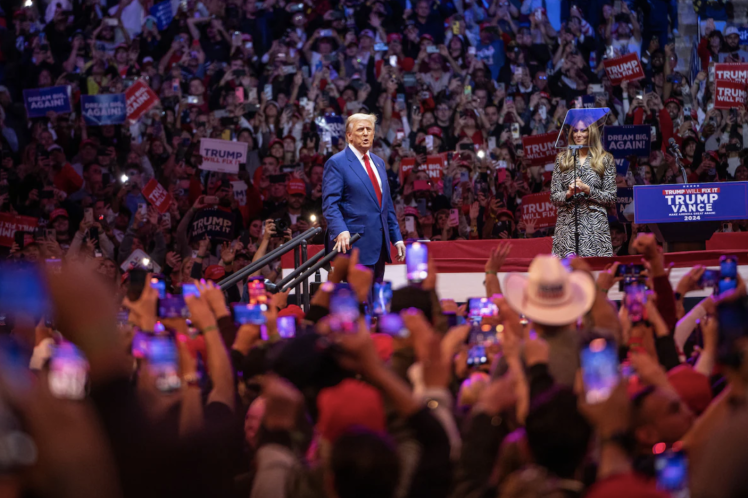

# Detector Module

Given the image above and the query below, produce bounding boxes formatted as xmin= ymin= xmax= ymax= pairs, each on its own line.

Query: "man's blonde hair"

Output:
xmin=345 ymin=113 xmax=377 ymax=134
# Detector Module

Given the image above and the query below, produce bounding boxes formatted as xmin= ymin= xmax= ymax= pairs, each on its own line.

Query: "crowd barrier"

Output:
xmin=280 ymin=233 xmax=748 ymax=301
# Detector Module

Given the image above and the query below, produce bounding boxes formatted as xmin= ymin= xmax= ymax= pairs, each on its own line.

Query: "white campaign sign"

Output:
xmin=120 ymin=249 xmax=162 ymax=273
xmin=199 ymin=138 xmax=248 ymax=174
xmin=231 ymin=180 xmax=248 ymax=206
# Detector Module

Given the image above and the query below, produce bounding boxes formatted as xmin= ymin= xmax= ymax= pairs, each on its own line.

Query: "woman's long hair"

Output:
xmin=559 ymin=123 xmax=612 ymax=177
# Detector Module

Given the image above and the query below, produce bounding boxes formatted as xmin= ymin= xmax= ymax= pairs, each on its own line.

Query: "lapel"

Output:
xmin=346 ymin=146 xmax=382 ymax=210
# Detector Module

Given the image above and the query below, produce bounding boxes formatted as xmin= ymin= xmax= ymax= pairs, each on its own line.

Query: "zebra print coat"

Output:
xmin=550 ymin=153 xmax=616 ymax=258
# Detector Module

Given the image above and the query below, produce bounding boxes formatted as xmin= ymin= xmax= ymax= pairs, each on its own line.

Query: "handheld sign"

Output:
xmin=199 ymin=138 xmax=248 ymax=174
xmin=714 ymin=63 xmax=748 ymax=84
xmin=82 ymin=94 xmax=127 ymax=125
xmin=142 ymin=178 xmax=174 ymax=214
xmin=602 ymin=125 xmax=651 ymax=158
xmin=603 ymin=53 xmax=645 ymax=86
xmin=0 ymin=213 xmax=39 ymax=247
xmin=714 ymin=80 xmax=747 ymax=109
xmin=23 ymin=86 xmax=72 ymax=118
xmin=522 ymin=132 xmax=557 ymax=165
xmin=521 ymin=192 xmax=558 ymax=229
xmin=125 ymin=80 xmax=160 ymax=122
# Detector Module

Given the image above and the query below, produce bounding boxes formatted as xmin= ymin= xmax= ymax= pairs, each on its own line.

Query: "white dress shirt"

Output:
xmin=348 ymin=144 xmax=382 ymax=191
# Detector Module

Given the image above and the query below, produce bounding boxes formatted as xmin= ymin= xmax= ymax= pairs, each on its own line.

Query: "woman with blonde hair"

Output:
xmin=550 ymin=117 xmax=616 ymax=257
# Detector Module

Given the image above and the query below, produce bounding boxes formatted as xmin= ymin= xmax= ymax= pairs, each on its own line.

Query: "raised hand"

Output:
xmin=220 ymin=242 xmax=236 ymax=265
xmin=485 ymin=243 xmax=512 ymax=273
xmin=347 ymin=249 xmax=373 ymax=302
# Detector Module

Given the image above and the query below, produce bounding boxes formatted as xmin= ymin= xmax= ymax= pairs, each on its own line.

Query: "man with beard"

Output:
xmin=719 ymin=26 xmax=748 ymax=62
xmin=272 ymin=178 xmax=311 ymax=237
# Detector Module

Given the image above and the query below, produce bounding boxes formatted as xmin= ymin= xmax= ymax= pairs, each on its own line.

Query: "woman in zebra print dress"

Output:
xmin=550 ymin=120 xmax=616 ymax=258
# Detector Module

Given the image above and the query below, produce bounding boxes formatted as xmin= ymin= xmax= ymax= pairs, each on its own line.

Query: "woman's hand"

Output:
xmin=574 ymin=178 xmax=590 ymax=195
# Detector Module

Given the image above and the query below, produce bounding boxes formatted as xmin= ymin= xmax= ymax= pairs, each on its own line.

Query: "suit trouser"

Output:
xmin=364 ymin=237 xmax=388 ymax=310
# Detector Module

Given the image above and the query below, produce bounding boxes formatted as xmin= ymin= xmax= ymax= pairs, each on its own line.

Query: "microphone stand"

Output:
xmin=674 ymin=153 xmax=688 ymax=185
xmin=668 ymin=140 xmax=688 ymax=184
xmin=569 ymin=145 xmax=587 ymax=256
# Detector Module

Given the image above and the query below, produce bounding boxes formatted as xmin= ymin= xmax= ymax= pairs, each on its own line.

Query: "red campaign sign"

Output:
xmin=714 ymin=63 xmax=748 ymax=85
xmin=715 ymin=80 xmax=747 ymax=109
xmin=0 ymin=213 xmax=39 ymax=247
xmin=603 ymin=52 xmax=646 ymax=86
xmin=125 ymin=80 xmax=159 ymax=122
xmin=400 ymin=157 xmax=416 ymax=184
xmin=424 ymin=154 xmax=446 ymax=181
xmin=142 ymin=178 xmax=174 ymax=214
xmin=522 ymin=132 xmax=557 ymax=166
xmin=521 ymin=191 xmax=558 ymax=230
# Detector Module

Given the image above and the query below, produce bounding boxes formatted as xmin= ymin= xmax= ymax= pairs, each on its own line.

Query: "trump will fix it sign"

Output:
xmin=715 ymin=80 xmax=747 ymax=109
xmin=603 ymin=53 xmax=645 ymax=86
xmin=522 ymin=132 xmax=557 ymax=166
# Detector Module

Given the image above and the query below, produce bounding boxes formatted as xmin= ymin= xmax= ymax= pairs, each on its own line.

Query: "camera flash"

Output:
xmin=120 ymin=174 xmax=128 ymax=183
xmin=477 ymin=150 xmax=485 ymax=159
xmin=142 ymin=257 xmax=150 ymax=267
xmin=310 ymin=214 xmax=317 ymax=222
xmin=24 ymin=0 xmax=32 ymax=6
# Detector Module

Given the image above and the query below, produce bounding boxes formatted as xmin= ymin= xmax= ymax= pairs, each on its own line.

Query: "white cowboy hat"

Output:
xmin=504 ymin=255 xmax=595 ymax=327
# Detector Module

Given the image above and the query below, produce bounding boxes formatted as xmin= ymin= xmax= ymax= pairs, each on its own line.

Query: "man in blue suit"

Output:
xmin=322 ymin=113 xmax=405 ymax=286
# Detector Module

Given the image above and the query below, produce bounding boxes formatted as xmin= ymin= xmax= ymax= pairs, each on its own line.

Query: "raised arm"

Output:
xmin=484 ymin=243 xmax=511 ymax=296
xmin=188 ymin=281 xmax=236 ymax=412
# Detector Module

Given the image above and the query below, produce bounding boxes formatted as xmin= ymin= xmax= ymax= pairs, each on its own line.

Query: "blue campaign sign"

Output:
xmin=603 ymin=125 xmax=651 ymax=158
xmin=315 ymin=113 xmax=345 ymax=145
xmin=634 ymin=182 xmax=748 ymax=224
xmin=616 ymin=187 xmax=634 ymax=222
xmin=739 ymin=27 xmax=748 ymax=45
xmin=23 ymin=86 xmax=72 ymax=118
xmin=614 ymin=158 xmax=629 ymax=177
xmin=149 ymin=0 xmax=174 ymax=31
xmin=81 ymin=94 xmax=126 ymax=125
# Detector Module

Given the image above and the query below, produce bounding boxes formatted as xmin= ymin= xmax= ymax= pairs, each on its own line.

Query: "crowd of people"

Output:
xmin=1 ymin=232 xmax=747 ymax=498
xmin=1 ymin=0 xmax=748 ymax=278
xmin=0 ymin=0 xmax=748 ymax=495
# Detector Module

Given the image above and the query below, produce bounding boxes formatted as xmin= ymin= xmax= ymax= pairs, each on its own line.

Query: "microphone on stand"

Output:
xmin=668 ymin=138 xmax=683 ymax=160
xmin=668 ymin=138 xmax=689 ymax=184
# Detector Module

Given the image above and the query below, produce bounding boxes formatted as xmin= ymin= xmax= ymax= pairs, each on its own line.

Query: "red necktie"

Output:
xmin=363 ymin=153 xmax=382 ymax=207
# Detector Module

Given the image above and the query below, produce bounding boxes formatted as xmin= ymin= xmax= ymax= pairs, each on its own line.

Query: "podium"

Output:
xmin=633 ymin=182 xmax=748 ymax=252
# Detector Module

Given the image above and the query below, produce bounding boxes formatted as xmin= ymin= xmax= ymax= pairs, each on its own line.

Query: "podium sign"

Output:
xmin=634 ymin=182 xmax=748 ymax=224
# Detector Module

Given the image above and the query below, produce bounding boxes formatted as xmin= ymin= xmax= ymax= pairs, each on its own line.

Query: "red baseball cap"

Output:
xmin=420 ymin=34 xmax=434 ymax=42
xmin=268 ymin=138 xmax=284 ymax=149
xmin=204 ymin=265 xmax=226 ymax=281
xmin=278 ymin=304 xmax=305 ymax=321
xmin=426 ymin=126 xmax=443 ymax=139
xmin=495 ymin=208 xmax=514 ymax=221
xmin=370 ymin=333 xmax=394 ymax=362
xmin=50 ymin=208 xmax=69 ymax=221
xmin=404 ymin=206 xmax=419 ymax=216
xmin=667 ymin=365 xmax=712 ymax=415
xmin=387 ymin=33 xmax=402 ymax=43
xmin=287 ymin=178 xmax=307 ymax=196
xmin=317 ymin=379 xmax=386 ymax=442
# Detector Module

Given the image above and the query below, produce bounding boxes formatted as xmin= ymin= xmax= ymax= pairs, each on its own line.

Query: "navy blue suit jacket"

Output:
xmin=322 ymin=146 xmax=403 ymax=266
